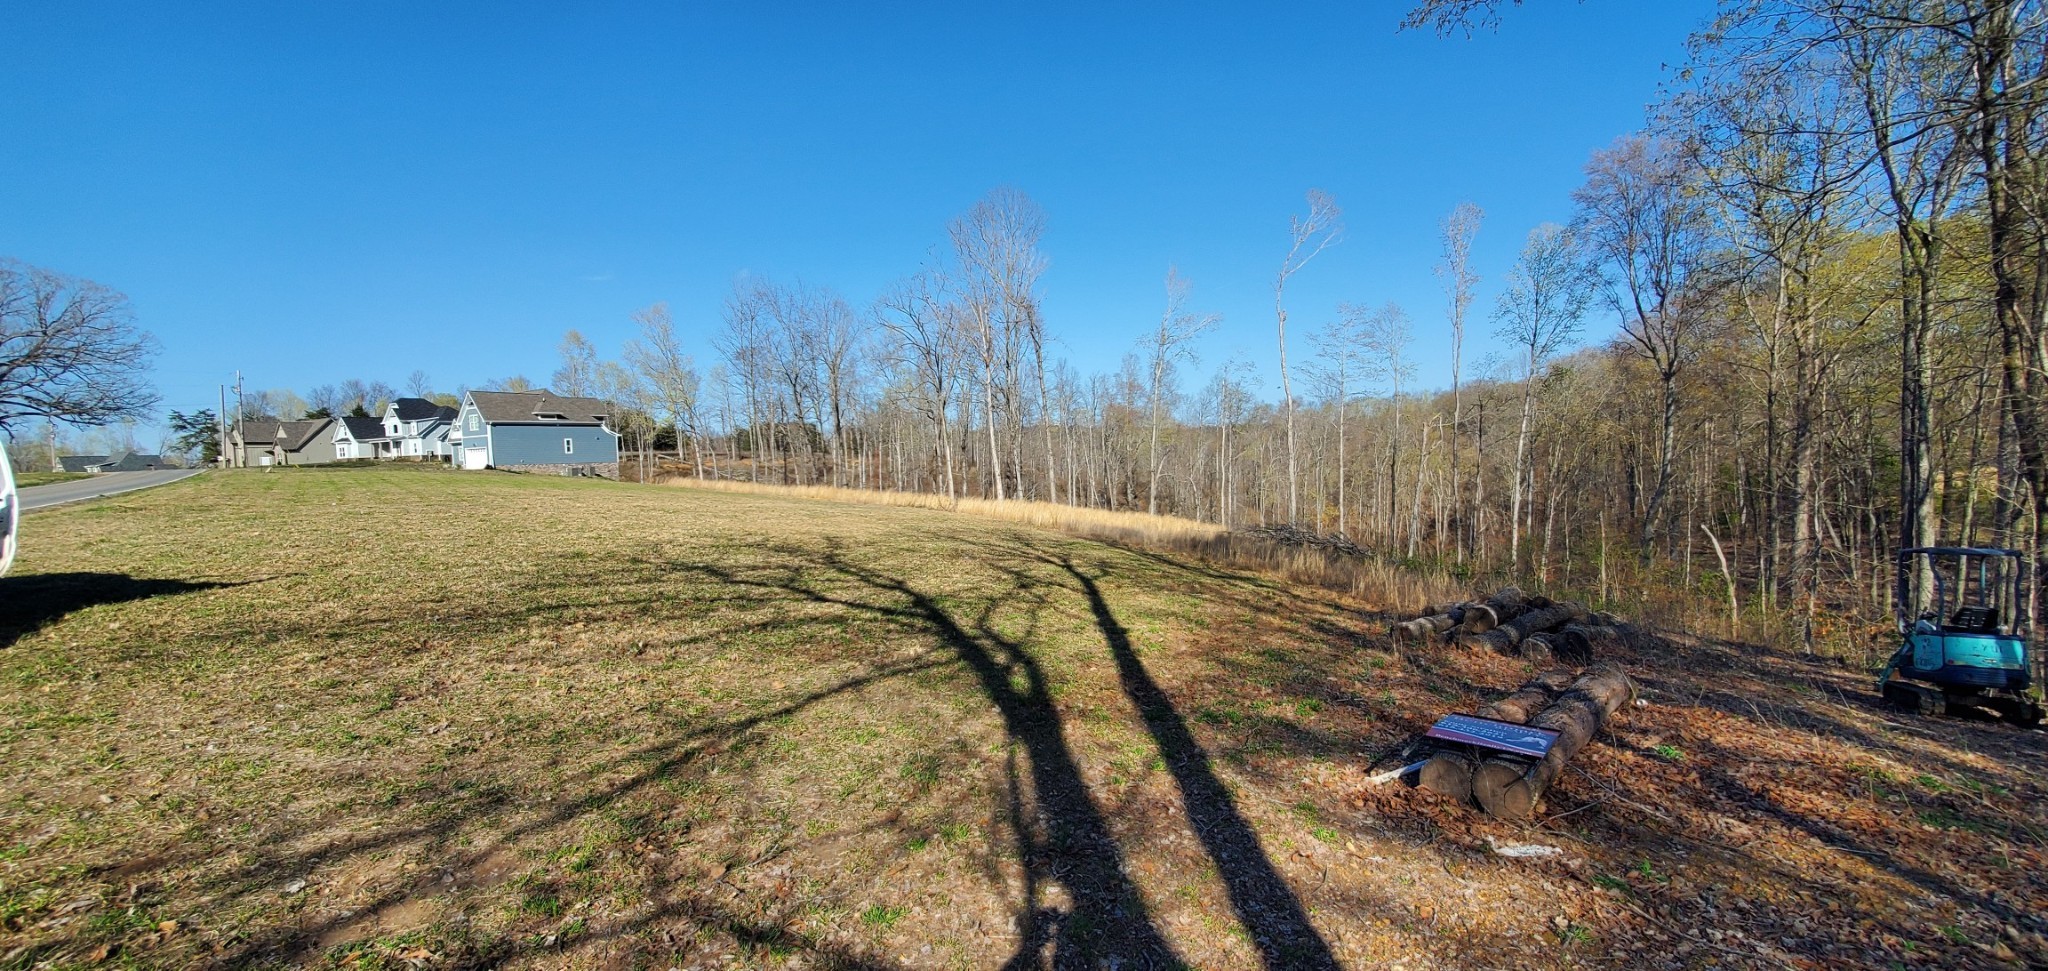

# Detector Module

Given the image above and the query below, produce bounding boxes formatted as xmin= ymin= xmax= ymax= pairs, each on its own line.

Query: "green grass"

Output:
xmin=14 ymin=471 xmax=90 ymax=488
xmin=0 ymin=467 xmax=1383 ymax=969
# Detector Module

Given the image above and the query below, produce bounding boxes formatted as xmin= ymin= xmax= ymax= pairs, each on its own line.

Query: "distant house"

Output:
xmin=380 ymin=398 xmax=459 ymax=460
xmin=58 ymin=455 xmax=109 ymax=473
xmin=87 ymin=453 xmax=169 ymax=472
xmin=332 ymin=416 xmax=389 ymax=460
xmin=232 ymin=418 xmax=338 ymax=467
xmin=451 ymin=389 xmax=620 ymax=476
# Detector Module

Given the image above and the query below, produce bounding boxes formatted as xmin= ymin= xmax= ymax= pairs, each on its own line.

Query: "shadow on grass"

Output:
xmin=1054 ymin=554 xmax=1341 ymax=969
xmin=0 ymin=572 xmax=251 ymax=650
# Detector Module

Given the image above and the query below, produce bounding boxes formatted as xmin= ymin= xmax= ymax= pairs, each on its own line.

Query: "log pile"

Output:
xmin=1389 ymin=587 xmax=1644 ymax=664
xmin=1417 ymin=665 xmax=1637 ymax=819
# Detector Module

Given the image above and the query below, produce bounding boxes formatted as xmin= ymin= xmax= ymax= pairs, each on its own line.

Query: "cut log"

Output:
xmin=1456 ymin=603 xmax=1500 ymax=634
xmin=1475 ymin=600 xmax=1590 ymax=654
xmin=1390 ymin=607 xmax=1465 ymax=645
xmin=1420 ymin=601 xmax=1468 ymax=618
xmin=1520 ymin=632 xmax=1555 ymax=662
xmin=1416 ymin=670 xmax=1574 ymax=802
xmin=1473 ymin=664 xmax=1636 ymax=819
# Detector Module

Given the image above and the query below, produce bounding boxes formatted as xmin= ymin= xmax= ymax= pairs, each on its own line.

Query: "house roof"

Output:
xmin=468 ymin=389 xmax=612 ymax=426
xmin=94 ymin=453 xmax=166 ymax=471
xmin=336 ymin=416 xmax=388 ymax=441
xmin=391 ymin=397 xmax=458 ymax=422
xmin=243 ymin=418 xmax=333 ymax=450
xmin=58 ymin=455 xmax=109 ymax=472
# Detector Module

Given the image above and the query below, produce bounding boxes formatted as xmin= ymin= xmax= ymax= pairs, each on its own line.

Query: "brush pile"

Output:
xmin=1234 ymin=523 xmax=1374 ymax=558
xmin=1388 ymin=586 xmax=1652 ymax=663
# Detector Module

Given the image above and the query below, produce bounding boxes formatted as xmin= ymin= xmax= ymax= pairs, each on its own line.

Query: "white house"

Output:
xmin=333 ymin=416 xmax=387 ymax=460
xmin=381 ymin=398 xmax=459 ymax=459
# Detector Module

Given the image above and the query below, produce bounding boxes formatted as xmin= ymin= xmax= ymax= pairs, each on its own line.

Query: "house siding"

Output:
xmin=488 ymin=424 xmax=618 ymax=467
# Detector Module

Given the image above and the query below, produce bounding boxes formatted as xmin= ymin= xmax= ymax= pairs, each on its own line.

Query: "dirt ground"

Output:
xmin=2 ymin=467 xmax=2043 ymax=969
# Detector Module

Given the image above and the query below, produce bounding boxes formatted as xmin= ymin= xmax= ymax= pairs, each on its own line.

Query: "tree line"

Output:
xmin=557 ymin=1 xmax=2047 ymax=653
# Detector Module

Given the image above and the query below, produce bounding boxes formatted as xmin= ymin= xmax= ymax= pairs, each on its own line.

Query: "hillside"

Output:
xmin=2 ymin=467 xmax=2045 ymax=970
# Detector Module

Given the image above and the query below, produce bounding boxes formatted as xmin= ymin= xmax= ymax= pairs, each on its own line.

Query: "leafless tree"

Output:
xmin=554 ymin=330 xmax=601 ymax=398
xmin=625 ymin=302 xmax=704 ymax=478
xmin=1494 ymin=223 xmax=1593 ymax=566
xmin=1437 ymin=203 xmax=1483 ymax=561
xmin=1274 ymin=190 xmax=1342 ymax=523
xmin=1572 ymin=134 xmax=1715 ymax=550
xmin=0 ymin=260 xmax=158 ymax=430
xmin=1144 ymin=268 xmax=1219 ymax=515
xmin=406 ymin=369 xmax=434 ymax=397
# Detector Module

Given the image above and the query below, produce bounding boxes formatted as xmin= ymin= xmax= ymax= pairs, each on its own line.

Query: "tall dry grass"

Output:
xmin=663 ymin=478 xmax=1464 ymax=613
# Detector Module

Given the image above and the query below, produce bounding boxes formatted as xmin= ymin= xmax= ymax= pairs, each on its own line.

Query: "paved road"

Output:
xmin=17 ymin=469 xmax=205 ymax=511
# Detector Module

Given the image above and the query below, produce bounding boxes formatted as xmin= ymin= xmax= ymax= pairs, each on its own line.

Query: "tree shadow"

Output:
xmin=1051 ymin=553 xmax=1342 ymax=969
xmin=0 ymin=572 xmax=254 ymax=649
xmin=651 ymin=540 xmax=1186 ymax=968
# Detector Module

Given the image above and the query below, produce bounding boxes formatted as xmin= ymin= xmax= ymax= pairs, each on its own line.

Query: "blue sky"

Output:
xmin=1 ymin=1 xmax=1718 ymax=433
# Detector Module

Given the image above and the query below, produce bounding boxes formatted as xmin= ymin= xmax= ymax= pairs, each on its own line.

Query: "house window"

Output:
xmin=564 ymin=438 xmax=574 ymax=455
xmin=467 ymin=413 xmax=480 ymax=432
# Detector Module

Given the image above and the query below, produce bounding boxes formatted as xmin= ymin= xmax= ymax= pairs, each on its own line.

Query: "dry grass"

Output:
xmin=2 ymin=466 xmax=2043 ymax=970
xmin=666 ymin=478 xmax=1465 ymax=616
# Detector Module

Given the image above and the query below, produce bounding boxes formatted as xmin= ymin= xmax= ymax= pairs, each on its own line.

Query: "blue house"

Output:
xmin=452 ymin=389 xmax=621 ymax=477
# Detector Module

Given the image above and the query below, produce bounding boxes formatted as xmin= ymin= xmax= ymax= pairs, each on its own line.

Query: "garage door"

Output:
xmin=462 ymin=447 xmax=489 ymax=470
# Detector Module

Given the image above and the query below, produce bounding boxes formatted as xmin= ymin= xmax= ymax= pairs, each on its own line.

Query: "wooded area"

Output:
xmin=553 ymin=2 xmax=2048 ymax=659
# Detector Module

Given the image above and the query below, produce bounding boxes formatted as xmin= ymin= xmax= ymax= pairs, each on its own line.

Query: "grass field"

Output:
xmin=4 ymin=467 xmax=2047 ymax=969
xmin=13 ymin=472 xmax=90 ymax=489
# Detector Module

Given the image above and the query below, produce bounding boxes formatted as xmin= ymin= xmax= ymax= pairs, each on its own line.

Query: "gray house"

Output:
xmin=452 ymin=390 xmax=619 ymax=476
xmin=87 ymin=453 xmax=169 ymax=472
xmin=232 ymin=418 xmax=338 ymax=467
xmin=58 ymin=455 xmax=109 ymax=473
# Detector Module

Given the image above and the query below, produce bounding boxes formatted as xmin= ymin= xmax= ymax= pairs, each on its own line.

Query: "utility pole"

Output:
xmin=219 ymin=384 xmax=229 ymax=468
xmin=46 ymin=421 xmax=57 ymax=473
xmin=234 ymin=371 xmax=245 ymax=444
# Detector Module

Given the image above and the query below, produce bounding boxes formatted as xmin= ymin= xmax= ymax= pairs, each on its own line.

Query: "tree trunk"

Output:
xmin=1418 ymin=669 xmax=1576 ymax=802
xmin=1471 ymin=601 xmax=1589 ymax=655
xmin=1475 ymin=665 xmax=1635 ymax=819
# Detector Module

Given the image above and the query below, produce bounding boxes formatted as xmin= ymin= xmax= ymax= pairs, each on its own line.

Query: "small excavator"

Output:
xmin=1876 ymin=546 xmax=2040 ymax=726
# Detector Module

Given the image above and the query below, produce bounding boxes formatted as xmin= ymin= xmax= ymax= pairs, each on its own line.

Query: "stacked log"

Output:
xmin=1472 ymin=664 xmax=1636 ymax=819
xmin=1469 ymin=600 xmax=1589 ymax=655
xmin=1417 ymin=669 xmax=1574 ymax=801
xmin=1388 ymin=588 xmax=1646 ymax=665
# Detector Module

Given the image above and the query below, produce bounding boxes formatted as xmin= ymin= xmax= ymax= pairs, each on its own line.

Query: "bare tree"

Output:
xmin=0 ymin=261 xmax=158 ymax=430
xmin=1436 ymin=203 xmax=1482 ymax=560
xmin=554 ymin=330 xmax=601 ymax=398
xmin=877 ymin=269 xmax=964 ymax=502
xmin=1572 ymin=134 xmax=1715 ymax=550
xmin=625 ymin=302 xmax=704 ymax=478
xmin=1494 ymin=224 xmax=1593 ymax=567
xmin=949 ymin=187 xmax=1047 ymax=501
xmin=1274 ymin=190 xmax=1343 ymax=523
xmin=1144 ymin=268 xmax=1219 ymax=515
xmin=406 ymin=369 xmax=434 ymax=397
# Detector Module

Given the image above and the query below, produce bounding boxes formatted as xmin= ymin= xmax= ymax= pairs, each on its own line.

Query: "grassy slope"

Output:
xmin=13 ymin=473 xmax=91 ymax=489
xmin=2 ymin=467 xmax=2045 ymax=970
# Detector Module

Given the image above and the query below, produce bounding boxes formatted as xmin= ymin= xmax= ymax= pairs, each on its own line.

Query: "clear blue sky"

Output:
xmin=1 ymin=1 xmax=1719 ymax=434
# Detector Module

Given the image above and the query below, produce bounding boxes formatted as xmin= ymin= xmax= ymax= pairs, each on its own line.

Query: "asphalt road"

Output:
xmin=17 ymin=469 xmax=205 ymax=511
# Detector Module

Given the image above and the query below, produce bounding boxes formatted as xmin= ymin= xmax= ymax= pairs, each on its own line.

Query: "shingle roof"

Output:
xmin=58 ymin=455 xmax=108 ymax=473
xmin=337 ymin=416 xmax=388 ymax=441
xmin=98 ymin=453 xmax=165 ymax=471
xmin=468 ymin=390 xmax=612 ymax=426
xmin=391 ymin=397 xmax=457 ymax=422
xmin=243 ymin=418 xmax=333 ymax=450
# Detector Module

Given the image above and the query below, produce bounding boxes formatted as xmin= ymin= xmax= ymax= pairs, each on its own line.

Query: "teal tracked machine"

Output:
xmin=1876 ymin=547 xmax=2039 ymax=726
